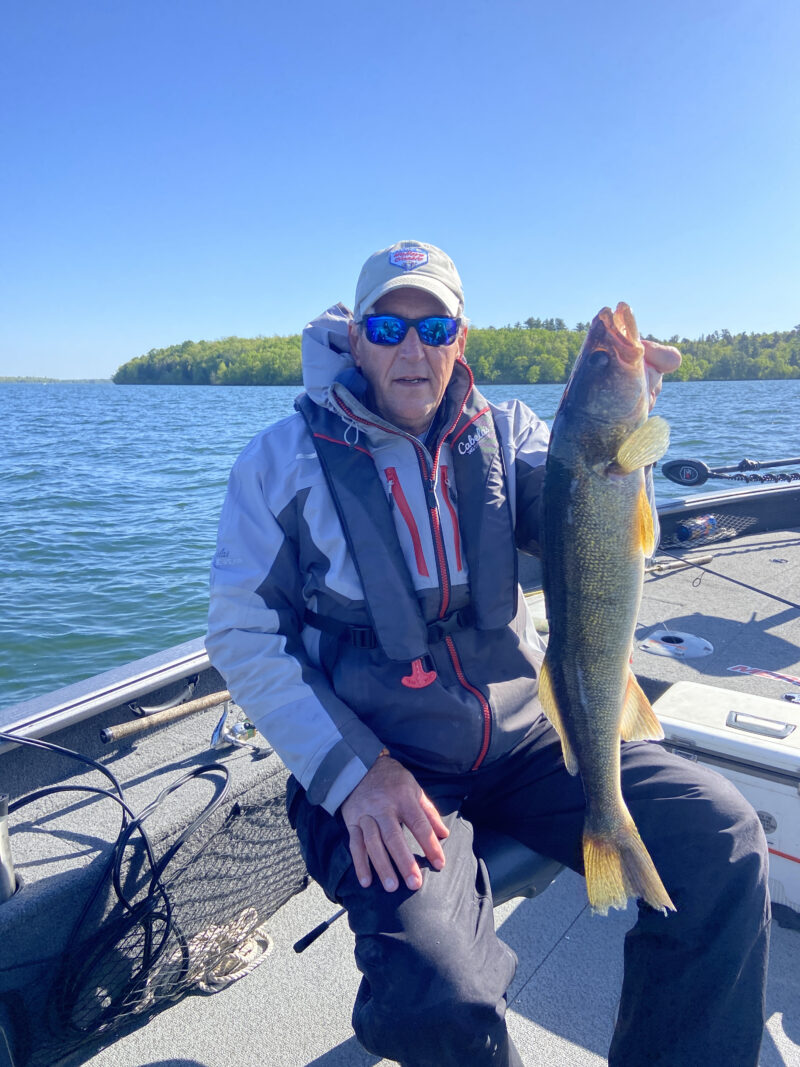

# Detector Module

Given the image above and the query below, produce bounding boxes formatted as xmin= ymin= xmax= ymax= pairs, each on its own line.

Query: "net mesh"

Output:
xmin=9 ymin=770 xmax=308 ymax=1066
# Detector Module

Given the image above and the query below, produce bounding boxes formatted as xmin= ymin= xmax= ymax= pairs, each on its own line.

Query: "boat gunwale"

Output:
xmin=2 ymin=482 xmax=798 ymax=754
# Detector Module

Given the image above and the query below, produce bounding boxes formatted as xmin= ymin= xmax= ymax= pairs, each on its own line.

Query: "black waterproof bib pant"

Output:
xmin=289 ymin=713 xmax=770 ymax=1067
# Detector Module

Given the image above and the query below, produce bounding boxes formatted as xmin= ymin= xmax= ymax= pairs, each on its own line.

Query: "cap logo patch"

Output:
xmin=389 ymin=248 xmax=428 ymax=272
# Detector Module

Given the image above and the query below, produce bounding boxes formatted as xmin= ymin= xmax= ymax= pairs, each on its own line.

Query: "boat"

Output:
xmin=1 ymin=465 xmax=798 ymax=1067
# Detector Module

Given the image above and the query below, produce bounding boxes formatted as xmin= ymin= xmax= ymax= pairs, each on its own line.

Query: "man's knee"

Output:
xmin=625 ymin=748 xmax=770 ymax=920
xmin=352 ymin=944 xmax=515 ymax=1065
xmin=347 ymin=814 xmax=518 ymax=1063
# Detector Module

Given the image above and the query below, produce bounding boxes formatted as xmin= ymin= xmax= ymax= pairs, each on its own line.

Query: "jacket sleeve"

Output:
xmin=205 ymin=435 xmax=384 ymax=814
xmin=497 ymin=399 xmax=550 ymax=555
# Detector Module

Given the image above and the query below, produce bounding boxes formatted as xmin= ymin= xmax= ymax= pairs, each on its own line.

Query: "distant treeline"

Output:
xmin=0 ymin=377 xmax=110 ymax=384
xmin=112 ymin=320 xmax=800 ymax=385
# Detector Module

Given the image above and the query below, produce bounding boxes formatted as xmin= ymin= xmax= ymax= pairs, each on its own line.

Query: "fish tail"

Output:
xmin=583 ymin=811 xmax=676 ymax=917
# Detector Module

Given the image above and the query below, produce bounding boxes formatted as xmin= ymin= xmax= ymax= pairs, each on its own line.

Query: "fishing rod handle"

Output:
xmin=100 ymin=690 xmax=231 ymax=743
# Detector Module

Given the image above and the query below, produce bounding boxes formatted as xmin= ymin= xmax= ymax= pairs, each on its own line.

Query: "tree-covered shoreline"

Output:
xmin=112 ymin=321 xmax=800 ymax=385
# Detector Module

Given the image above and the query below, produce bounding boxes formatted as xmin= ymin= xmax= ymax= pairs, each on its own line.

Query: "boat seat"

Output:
xmin=294 ymin=829 xmax=565 ymax=953
xmin=473 ymin=827 xmax=565 ymax=907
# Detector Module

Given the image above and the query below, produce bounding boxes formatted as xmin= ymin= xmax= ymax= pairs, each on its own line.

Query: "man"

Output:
xmin=206 ymin=241 xmax=769 ymax=1066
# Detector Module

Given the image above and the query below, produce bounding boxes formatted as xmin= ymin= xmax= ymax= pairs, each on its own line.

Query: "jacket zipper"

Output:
xmin=445 ymin=635 xmax=491 ymax=769
xmin=440 ymin=466 xmax=462 ymax=571
xmin=333 ymin=394 xmax=462 ymax=620
xmin=334 ymin=376 xmax=493 ymax=756
xmin=385 ymin=467 xmax=429 ymax=577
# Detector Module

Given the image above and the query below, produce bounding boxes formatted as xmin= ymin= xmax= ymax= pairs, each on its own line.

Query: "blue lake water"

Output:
xmin=1 ymin=378 xmax=798 ymax=708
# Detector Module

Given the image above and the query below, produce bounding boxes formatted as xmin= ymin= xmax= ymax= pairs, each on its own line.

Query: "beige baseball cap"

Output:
xmin=354 ymin=240 xmax=464 ymax=321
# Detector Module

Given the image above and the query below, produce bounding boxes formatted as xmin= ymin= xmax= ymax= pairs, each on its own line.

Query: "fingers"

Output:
xmin=642 ymin=339 xmax=682 ymax=375
xmin=408 ymin=793 xmax=450 ymax=871
xmin=420 ymin=791 xmax=451 ymax=840
xmin=347 ymin=822 xmax=373 ymax=888
xmin=347 ymin=812 xmax=423 ymax=892
xmin=380 ymin=819 xmax=423 ymax=891
xmin=642 ymin=339 xmax=681 ymax=410
xmin=341 ymin=758 xmax=447 ymax=892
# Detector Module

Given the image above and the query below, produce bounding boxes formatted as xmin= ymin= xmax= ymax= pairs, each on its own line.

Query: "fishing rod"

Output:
xmin=661 ymin=456 xmax=800 ymax=487
xmin=654 ymin=549 xmax=800 ymax=612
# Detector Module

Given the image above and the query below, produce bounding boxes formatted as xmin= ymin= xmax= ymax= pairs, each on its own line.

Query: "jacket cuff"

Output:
xmin=309 ymin=735 xmax=386 ymax=814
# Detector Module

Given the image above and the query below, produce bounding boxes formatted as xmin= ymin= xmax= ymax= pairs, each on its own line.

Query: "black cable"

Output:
xmin=0 ymin=730 xmax=128 ymax=800
xmin=0 ymin=729 xmax=231 ymax=1043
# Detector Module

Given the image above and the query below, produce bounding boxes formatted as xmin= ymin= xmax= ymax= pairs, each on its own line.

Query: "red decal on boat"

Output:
xmin=446 ymin=636 xmax=491 ymax=769
xmin=440 ymin=466 xmax=462 ymax=571
xmin=401 ymin=657 xmax=437 ymax=688
xmin=385 ymin=467 xmax=429 ymax=577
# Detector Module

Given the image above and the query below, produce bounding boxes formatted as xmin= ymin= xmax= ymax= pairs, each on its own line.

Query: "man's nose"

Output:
xmin=397 ymin=326 xmax=426 ymax=358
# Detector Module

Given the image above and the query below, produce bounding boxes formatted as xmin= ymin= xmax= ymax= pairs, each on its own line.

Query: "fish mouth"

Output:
xmin=595 ymin=303 xmax=644 ymax=367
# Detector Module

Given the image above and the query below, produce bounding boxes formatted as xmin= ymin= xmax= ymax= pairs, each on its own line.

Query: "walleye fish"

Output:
xmin=539 ymin=302 xmax=675 ymax=916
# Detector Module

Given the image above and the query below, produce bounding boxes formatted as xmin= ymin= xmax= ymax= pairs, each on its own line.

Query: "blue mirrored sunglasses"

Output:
xmin=360 ymin=314 xmax=460 ymax=347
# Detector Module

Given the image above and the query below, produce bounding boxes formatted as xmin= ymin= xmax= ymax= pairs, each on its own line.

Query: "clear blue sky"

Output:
xmin=2 ymin=0 xmax=798 ymax=379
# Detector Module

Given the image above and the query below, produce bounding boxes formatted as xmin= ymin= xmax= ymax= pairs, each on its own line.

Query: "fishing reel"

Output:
xmin=210 ymin=703 xmax=262 ymax=752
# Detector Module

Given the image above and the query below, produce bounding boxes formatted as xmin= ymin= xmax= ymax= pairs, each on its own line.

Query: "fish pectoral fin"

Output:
xmin=538 ymin=658 xmax=580 ymax=775
xmin=620 ymin=670 xmax=665 ymax=741
xmin=614 ymin=416 xmax=670 ymax=474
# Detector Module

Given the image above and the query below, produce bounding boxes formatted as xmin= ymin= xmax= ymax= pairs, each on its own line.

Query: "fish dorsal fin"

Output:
xmin=615 ymin=416 xmax=670 ymax=474
xmin=619 ymin=670 xmax=665 ymax=741
xmin=636 ymin=483 xmax=656 ymax=557
xmin=538 ymin=658 xmax=580 ymax=775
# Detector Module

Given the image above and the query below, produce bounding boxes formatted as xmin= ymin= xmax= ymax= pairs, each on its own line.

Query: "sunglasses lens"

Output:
xmin=417 ymin=317 xmax=458 ymax=346
xmin=364 ymin=316 xmax=407 ymax=345
xmin=362 ymin=315 xmax=459 ymax=346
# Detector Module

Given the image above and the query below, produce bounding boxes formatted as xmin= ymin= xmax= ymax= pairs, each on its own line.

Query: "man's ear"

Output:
xmin=457 ymin=325 xmax=469 ymax=360
xmin=348 ymin=320 xmax=362 ymax=367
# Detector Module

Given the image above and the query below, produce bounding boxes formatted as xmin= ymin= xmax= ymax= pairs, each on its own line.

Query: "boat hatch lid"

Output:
xmin=654 ymin=681 xmax=800 ymax=776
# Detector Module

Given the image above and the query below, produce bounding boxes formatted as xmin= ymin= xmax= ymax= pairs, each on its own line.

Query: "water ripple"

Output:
xmin=1 ymin=380 xmax=798 ymax=708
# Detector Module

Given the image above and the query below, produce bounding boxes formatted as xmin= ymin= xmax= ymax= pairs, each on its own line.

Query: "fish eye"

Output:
xmin=588 ymin=349 xmax=610 ymax=368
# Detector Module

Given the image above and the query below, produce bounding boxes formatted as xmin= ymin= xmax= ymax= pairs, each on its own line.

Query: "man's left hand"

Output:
xmin=642 ymin=339 xmax=681 ymax=411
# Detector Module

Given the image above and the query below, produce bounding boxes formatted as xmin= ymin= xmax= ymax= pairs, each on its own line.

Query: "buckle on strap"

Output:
xmin=305 ymin=605 xmax=474 ymax=650
xmin=349 ymin=626 xmax=378 ymax=649
xmin=426 ymin=605 xmax=475 ymax=645
xmin=304 ymin=610 xmax=378 ymax=650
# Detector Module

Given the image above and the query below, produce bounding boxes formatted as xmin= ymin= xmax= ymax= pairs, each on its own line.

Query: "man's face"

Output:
xmin=348 ymin=288 xmax=467 ymax=436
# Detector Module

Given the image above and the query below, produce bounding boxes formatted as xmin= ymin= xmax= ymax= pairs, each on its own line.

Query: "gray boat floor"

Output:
xmin=66 ymin=525 xmax=800 ymax=1067
xmin=65 ymin=871 xmax=800 ymax=1067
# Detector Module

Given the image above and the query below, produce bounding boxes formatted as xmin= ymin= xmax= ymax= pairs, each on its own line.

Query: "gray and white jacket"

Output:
xmin=205 ymin=304 xmax=551 ymax=814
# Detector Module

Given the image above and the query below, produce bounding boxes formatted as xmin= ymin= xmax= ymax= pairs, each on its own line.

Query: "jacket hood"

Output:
xmin=302 ymin=303 xmax=360 ymax=409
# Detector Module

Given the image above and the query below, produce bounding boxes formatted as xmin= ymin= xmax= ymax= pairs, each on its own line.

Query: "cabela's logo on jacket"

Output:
xmin=457 ymin=422 xmax=492 ymax=456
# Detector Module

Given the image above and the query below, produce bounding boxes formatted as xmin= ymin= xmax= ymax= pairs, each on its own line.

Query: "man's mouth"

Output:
xmin=395 ymin=377 xmax=427 ymax=385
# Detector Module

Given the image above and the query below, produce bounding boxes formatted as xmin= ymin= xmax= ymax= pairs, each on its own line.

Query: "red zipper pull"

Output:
xmin=401 ymin=657 xmax=437 ymax=689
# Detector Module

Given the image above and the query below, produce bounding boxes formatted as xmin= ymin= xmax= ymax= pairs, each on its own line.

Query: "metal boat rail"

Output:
xmin=0 ymin=638 xmax=210 ymax=755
